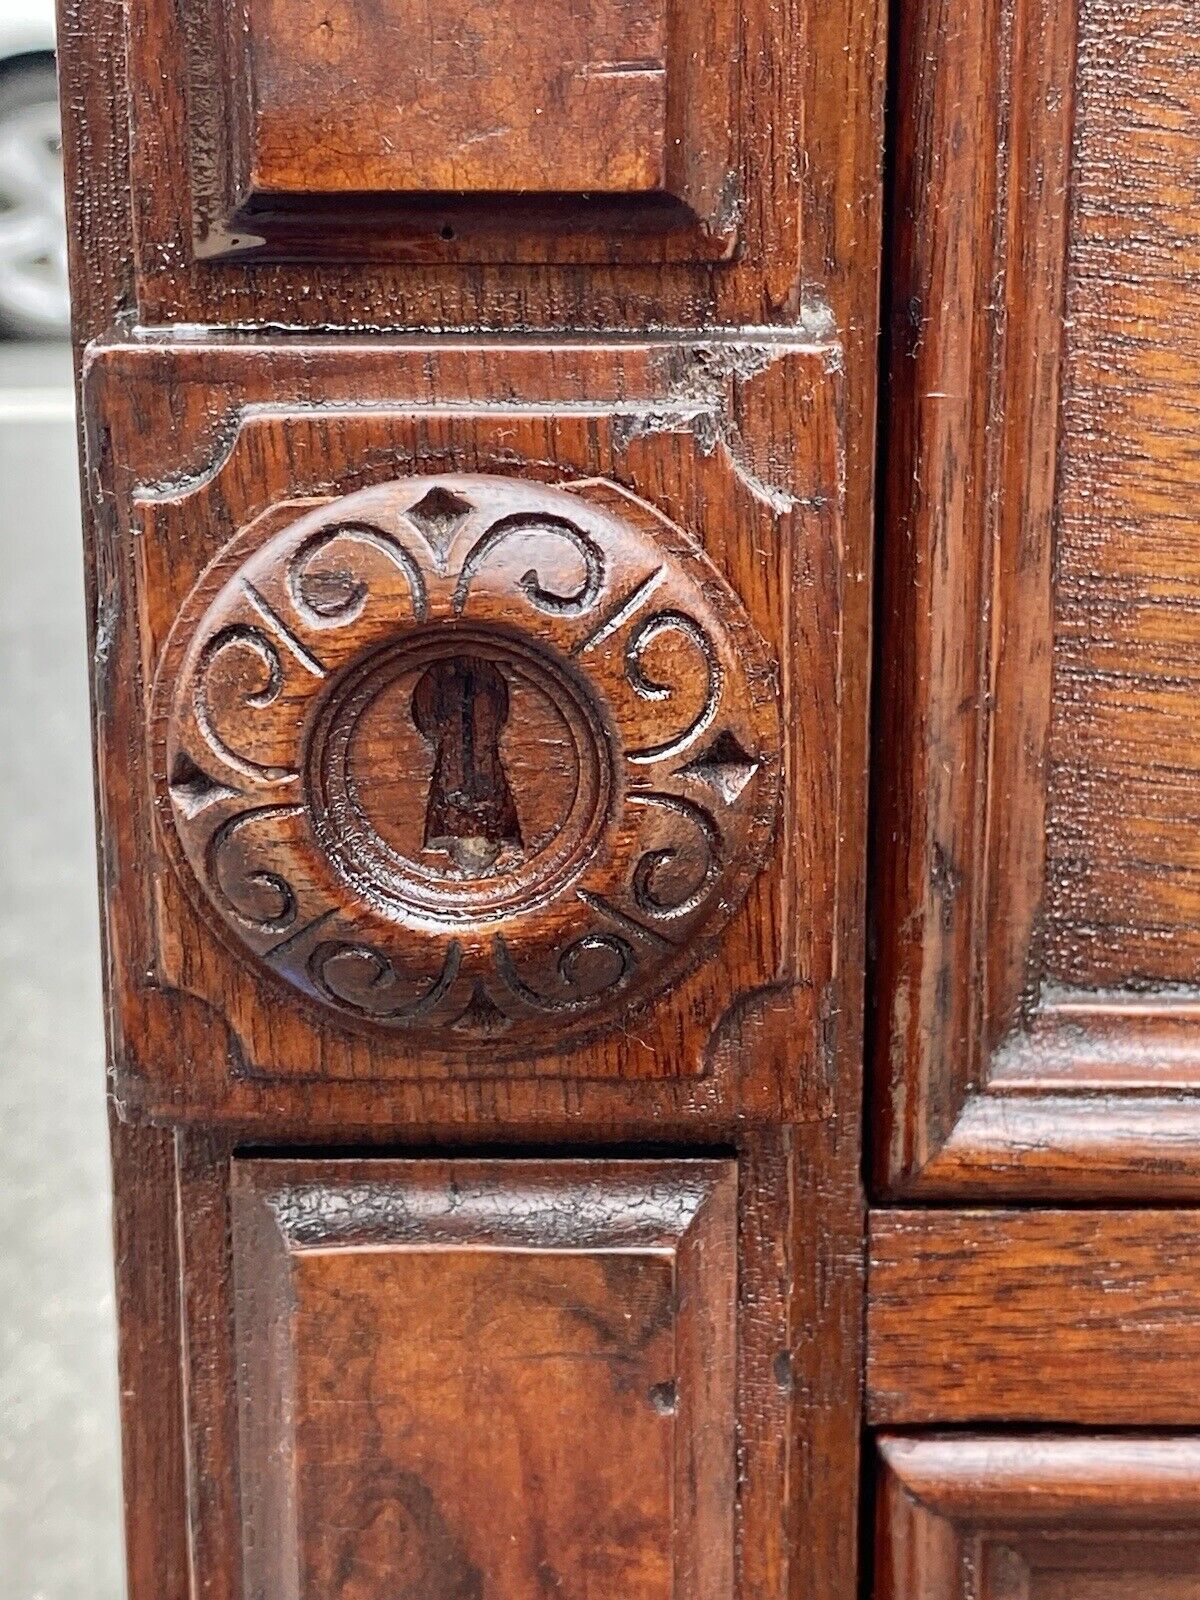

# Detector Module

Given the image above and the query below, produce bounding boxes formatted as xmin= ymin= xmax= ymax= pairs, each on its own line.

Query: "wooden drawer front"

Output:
xmin=867 ymin=1210 xmax=1200 ymax=1427
xmin=219 ymin=1159 xmax=737 ymax=1600
xmin=85 ymin=335 xmax=845 ymax=1135
xmin=876 ymin=1436 xmax=1200 ymax=1600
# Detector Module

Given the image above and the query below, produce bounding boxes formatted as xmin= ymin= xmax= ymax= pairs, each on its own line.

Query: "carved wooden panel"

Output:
xmin=228 ymin=1159 xmax=736 ymax=1600
xmin=867 ymin=1210 xmax=1200 ymax=1426
xmin=876 ymin=1435 xmax=1200 ymax=1600
xmin=57 ymin=0 xmax=885 ymax=1586
xmin=177 ymin=0 xmax=737 ymax=263
xmin=154 ymin=473 xmax=779 ymax=1048
xmin=84 ymin=335 xmax=846 ymax=1128
xmin=873 ymin=0 xmax=1200 ymax=1195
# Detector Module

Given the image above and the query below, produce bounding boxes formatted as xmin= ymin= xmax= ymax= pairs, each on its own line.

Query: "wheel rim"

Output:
xmin=0 ymin=96 xmax=69 ymax=335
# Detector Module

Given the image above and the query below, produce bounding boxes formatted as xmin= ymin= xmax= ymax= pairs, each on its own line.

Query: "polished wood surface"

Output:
xmin=192 ymin=0 xmax=739 ymax=262
xmin=868 ymin=1210 xmax=1200 ymax=1424
xmin=1048 ymin=0 xmax=1200 ymax=996
xmin=231 ymin=1159 xmax=735 ymax=1600
xmin=152 ymin=470 xmax=781 ymax=1049
xmin=54 ymin=0 xmax=1200 ymax=1585
xmin=873 ymin=0 xmax=1200 ymax=1196
xmin=245 ymin=0 xmax=672 ymax=195
xmin=872 ymin=0 xmax=1074 ymax=1195
xmin=174 ymin=1135 xmax=831 ymax=1600
xmin=61 ymin=0 xmax=883 ymax=1542
xmin=131 ymin=0 xmax=795 ymax=284
xmin=86 ymin=335 xmax=845 ymax=1128
xmin=877 ymin=1436 xmax=1200 ymax=1600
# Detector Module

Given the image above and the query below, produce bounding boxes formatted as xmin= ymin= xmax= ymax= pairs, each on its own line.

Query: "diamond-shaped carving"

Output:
xmin=406 ymin=485 xmax=473 ymax=565
xmin=680 ymin=731 xmax=760 ymax=804
xmin=168 ymin=753 xmax=239 ymax=818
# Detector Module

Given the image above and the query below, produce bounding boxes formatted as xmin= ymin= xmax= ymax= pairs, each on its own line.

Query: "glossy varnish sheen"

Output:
xmin=873 ymin=0 xmax=1200 ymax=1195
xmin=56 ymin=0 xmax=1200 ymax=1589
xmin=57 ymin=0 xmax=884 ymax=1579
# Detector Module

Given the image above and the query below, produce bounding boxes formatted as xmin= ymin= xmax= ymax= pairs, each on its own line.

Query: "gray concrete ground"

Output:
xmin=0 ymin=340 xmax=125 ymax=1599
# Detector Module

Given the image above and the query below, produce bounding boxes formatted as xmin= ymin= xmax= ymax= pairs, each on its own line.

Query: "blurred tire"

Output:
xmin=0 ymin=59 xmax=70 ymax=339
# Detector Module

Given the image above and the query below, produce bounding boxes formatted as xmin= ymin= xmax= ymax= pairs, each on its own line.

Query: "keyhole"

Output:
xmin=411 ymin=655 xmax=524 ymax=874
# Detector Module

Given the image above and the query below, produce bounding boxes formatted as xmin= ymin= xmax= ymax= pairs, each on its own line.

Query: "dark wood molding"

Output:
xmin=872 ymin=0 xmax=1078 ymax=1194
xmin=876 ymin=1434 xmax=1200 ymax=1600
xmin=54 ymin=0 xmax=886 ymax=1581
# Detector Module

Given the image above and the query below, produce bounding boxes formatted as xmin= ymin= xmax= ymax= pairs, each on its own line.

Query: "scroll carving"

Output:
xmin=153 ymin=474 xmax=782 ymax=1047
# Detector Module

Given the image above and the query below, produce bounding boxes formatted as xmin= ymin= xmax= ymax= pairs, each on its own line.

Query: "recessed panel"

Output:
xmin=877 ymin=1436 xmax=1200 ymax=1600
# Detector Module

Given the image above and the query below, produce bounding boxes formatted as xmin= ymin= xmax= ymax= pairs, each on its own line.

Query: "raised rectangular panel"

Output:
xmin=229 ymin=1158 xmax=736 ymax=1600
xmin=242 ymin=0 xmax=670 ymax=196
xmin=876 ymin=1435 xmax=1200 ymax=1600
xmin=175 ymin=0 xmax=738 ymax=261
xmin=171 ymin=1132 xmax=855 ymax=1600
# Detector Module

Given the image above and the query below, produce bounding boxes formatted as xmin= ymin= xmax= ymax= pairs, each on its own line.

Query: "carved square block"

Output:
xmin=180 ymin=0 xmax=738 ymax=261
xmin=83 ymin=336 xmax=845 ymax=1131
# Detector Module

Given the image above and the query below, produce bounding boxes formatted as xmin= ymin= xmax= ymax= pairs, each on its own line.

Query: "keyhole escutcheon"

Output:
xmin=411 ymin=655 xmax=524 ymax=874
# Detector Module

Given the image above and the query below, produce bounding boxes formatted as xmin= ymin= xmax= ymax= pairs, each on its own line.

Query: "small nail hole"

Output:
xmin=648 ymin=1380 xmax=677 ymax=1416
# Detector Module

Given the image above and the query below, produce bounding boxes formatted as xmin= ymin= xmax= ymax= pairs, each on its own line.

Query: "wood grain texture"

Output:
xmin=230 ymin=1158 xmax=735 ymax=1600
xmin=107 ymin=1120 xmax=190 ymax=1600
xmin=873 ymin=0 xmax=1200 ymax=1195
xmin=175 ymin=1135 xmax=858 ymax=1600
xmin=128 ymin=0 xmax=825 ymax=316
xmin=245 ymin=0 xmax=671 ymax=195
xmin=192 ymin=0 xmax=739 ymax=263
xmin=868 ymin=1210 xmax=1200 ymax=1424
xmin=55 ymin=0 xmax=886 ymax=333
xmin=55 ymin=0 xmax=883 ymax=1587
xmin=84 ymin=334 xmax=849 ymax=1135
xmin=78 ymin=331 xmax=868 ymax=1598
xmin=876 ymin=1435 xmax=1200 ymax=1600
xmin=1047 ymin=0 xmax=1200 ymax=991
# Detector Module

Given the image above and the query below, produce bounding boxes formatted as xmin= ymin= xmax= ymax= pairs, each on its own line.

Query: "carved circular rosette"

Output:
xmin=153 ymin=474 xmax=782 ymax=1049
